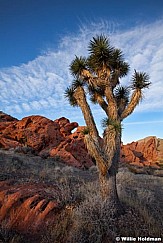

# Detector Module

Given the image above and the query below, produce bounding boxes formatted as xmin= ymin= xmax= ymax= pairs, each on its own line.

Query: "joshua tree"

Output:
xmin=65 ymin=35 xmax=150 ymax=212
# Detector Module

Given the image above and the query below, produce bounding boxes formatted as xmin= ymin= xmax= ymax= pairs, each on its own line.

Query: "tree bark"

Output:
xmin=74 ymin=87 xmax=99 ymax=138
xmin=99 ymin=135 xmax=124 ymax=215
xmin=99 ymin=172 xmax=124 ymax=216
xmin=99 ymin=173 xmax=118 ymax=203
xmin=121 ymin=89 xmax=142 ymax=120
xmin=84 ymin=134 xmax=108 ymax=176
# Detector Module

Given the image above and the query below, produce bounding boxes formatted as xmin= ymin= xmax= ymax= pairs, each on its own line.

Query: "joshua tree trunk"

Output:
xmin=84 ymin=122 xmax=122 ymax=212
xmin=99 ymin=172 xmax=118 ymax=203
xmin=99 ymin=134 xmax=123 ymax=213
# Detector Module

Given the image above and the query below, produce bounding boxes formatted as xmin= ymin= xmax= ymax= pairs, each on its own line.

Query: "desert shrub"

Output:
xmin=68 ymin=178 xmax=163 ymax=243
xmin=40 ymin=210 xmax=73 ymax=243
xmin=119 ymin=195 xmax=163 ymax=238
xmin=127 ymin=165 xmax=155 ymax=175
xmin=56 ymin=176 xmax=84 ymax=206
xmin=61 ymin=166 xmax=74 ymax=174
xmin=117 ymin=170 xmax=163 ymax=237
xmin=89 ymin=165 xmax=98 ymax=173
xmin=153 ymin=169 xmax=163 ymax=177
xmin=66 ymin=172 xmax=163 ymax=242
xmin=11 ymin=156 xmax=23 ymax=170
xmin=69 ymin=195 xmax=117 ymax=243
xmin=0 ymin=225 xmax=25 ymax=243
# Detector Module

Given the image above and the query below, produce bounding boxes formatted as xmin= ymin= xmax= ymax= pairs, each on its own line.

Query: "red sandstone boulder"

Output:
xmin=50 ymin=126 xmax=94 ymax=168
xmin=0 ymin=180 xmax=63 ymax=234
xmin=54 ymin=117 xmax=78 ymax=136
xmin=0 ymin=111 xmax=18 ymax=133
xmin=121 ymin=136 xmax=160 ymax=167
xmin=0 ymin=115 xmax=64 ymax=151
xmin=0 ymin=111 xmax=18 ymax=122
xmin=0 ymin=113 xmax=93 ymax=168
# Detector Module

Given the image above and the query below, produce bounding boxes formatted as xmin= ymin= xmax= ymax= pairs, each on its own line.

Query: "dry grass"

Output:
xmin=0 ymin=149 xmax=163 ymax=242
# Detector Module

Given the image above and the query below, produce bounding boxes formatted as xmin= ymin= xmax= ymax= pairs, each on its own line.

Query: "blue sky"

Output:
xmin=0 ymin=0 xmax=163 ymax=144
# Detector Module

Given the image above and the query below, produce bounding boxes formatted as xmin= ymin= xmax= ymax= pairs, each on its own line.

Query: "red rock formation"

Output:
xmin=121 ymin=136 xmax=160 ymax=167
xmin=0 ymin=115 xmax=64 ymax=151
xmin=0 ymin=113 xmax=93 ymax=169
xmin=0 ymin=111 xmax=18 ymax=133
xmin=55 ymin=117 xmax=78 ymax=137
xmin=50 ymin=126 xmax=93 ymax=168
xmin=0 ymin=112 xmax=162 ymax=168
xmin=0 ymin=180 xmax=63 ymax=234
xmin=0 ymin=111 xmax=18 ymax=122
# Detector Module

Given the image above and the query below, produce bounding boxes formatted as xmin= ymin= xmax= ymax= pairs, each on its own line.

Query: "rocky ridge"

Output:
xmin=0 ymin=111 xmax=162 ymax=168
xmin=121 ymin=136 xmax=163 ymax=167
xmin=0 ymin=112 xmax=93 ymax=169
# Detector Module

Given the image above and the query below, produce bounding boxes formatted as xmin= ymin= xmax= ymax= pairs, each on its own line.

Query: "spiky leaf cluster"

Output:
xmin=70 ymin=56 xmax=87 ymax=77
xmin=72 ymin=79 xmax=84 ymax=89
xmin=65 ymin=78 xmax=85 ymax=106
xmin=110 ymin=49 xmax=129 ymax=73
xmin=101 ymin=118 xmax=122 ymax=133
xmin=114 ymin=86 xmax=130 ymax=105
xmin=131 ymin=70 xmax=150 ymax=90
xmin=64 ymin=87 xmax=78 ymax=107
xmin=87 ymin=35 xmax=114 ymax=71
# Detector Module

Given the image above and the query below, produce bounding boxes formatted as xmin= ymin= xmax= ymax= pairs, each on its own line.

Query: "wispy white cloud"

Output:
xmin=0 ymin=19 xmax=163 ymax=121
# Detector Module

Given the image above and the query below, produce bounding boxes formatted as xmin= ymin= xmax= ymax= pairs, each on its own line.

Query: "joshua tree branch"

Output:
xmin=121 ymin=89 xmax=142 ymax=120
xmin=74 ymin=86 xmax=99 ymax=138
xmin=105 ymin=83 xmax=118 ymax=119
xmin=96 ymin=96 xmax=108 ymax=115
xmin=103 ymin=125 xmax=117 ymax=165
xmin=84 ymin=134 xmax=108 ymax=175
